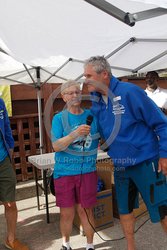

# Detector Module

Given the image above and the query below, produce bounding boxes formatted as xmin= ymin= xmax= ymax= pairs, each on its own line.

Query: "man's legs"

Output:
xmin=1 ymin=157 xmax=29 ymax=249
xmin=120 ymin=213 xmax=136 ymax=250
xmin=117 ymin=159 xmax=167 ymax=250
xmin=77 ymin=204 xmax=95 ymax=244
xmin=161 ymin=216 xmax=167 ymax=233
xmin=3 ymin=201 xmax=17 ymax=244
xmin=3 ymin=201 xmax=29 ymax=250
xmin=60 ymin=207 xmax=75 ymax=244
xmin=114 ymin=165 xmax=139 ymax=250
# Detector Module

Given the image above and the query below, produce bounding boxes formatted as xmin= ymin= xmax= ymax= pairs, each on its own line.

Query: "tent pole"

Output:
xmin=36 ymin=67 xmax=50 ymax=222
xmin=36 ymin=67 xmax=44 ymax=155
xmin=37 ymin=89 xmax=44 ymax=155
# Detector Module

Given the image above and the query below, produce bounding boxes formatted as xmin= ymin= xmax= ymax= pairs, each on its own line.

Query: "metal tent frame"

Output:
xmin=84 ymin=0 xmax=167 ymax=26
xmin=1 ymin=36 xmax=167 ymax=154
xmin=2 ymin=37 xmax=166 ymax=83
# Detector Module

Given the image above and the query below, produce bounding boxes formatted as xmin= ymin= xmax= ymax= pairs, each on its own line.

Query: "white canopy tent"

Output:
xmin=0 ymin=0 xmax=167 ymax=152
xmin=0 ymin=0 xmax=167 ymax=83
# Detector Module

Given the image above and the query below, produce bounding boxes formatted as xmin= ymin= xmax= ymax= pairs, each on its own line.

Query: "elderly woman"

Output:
xmin=51 ymin=80 xmax=99 ymax=250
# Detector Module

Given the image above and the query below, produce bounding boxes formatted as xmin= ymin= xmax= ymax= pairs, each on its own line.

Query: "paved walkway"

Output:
xmin=0 ymin=193 xmax=167 ymax=250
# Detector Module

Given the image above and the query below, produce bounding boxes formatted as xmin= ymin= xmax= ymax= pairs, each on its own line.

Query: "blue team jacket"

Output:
xmin=91 ymin=76 xmax=167 ymax=167
xmin=0 ymin=98 xmax=14 ymax=158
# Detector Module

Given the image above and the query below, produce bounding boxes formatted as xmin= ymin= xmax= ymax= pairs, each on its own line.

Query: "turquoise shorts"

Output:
xmin=114 ymin=159 xmax=167 ymax=223
xmin=0 ymin=156 xmax=17 ymax=202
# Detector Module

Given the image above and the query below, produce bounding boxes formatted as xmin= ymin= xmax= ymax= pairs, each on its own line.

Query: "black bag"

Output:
xmin=49 ymin=173 xmax=55 ymax=196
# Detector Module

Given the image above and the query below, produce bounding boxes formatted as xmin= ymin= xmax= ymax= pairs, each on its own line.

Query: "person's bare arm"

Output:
xmin=52 ymin=124 xmax=90 ymax=152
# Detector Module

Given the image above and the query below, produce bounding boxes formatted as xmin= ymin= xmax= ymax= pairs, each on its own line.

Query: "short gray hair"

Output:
xmin=61 ymin=80 xmax=81 ymax=94
xmin=84 ymin=56 xmax=112 ymax=77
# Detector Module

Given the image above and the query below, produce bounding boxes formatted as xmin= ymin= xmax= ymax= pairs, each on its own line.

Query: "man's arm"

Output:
xmin=1 ymin=99 xmax=14 ymax=149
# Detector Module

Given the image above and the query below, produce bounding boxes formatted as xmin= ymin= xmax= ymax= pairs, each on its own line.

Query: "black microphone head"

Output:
xmin=86 ymin=115 xmax=93 ymax=126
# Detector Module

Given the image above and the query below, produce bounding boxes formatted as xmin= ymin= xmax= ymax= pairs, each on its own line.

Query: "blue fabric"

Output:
xmin=0 ymin=98 xmax=14 ymax=161
xmin=0 ymin=132 xmax=8 ymax=162
xmin=51 ymin=109 xmax=99 ymax=178
xmin=114 ymin=159 xmax=167 ymax=223
xmin=91 ymin=76 xmax=167 ymax=167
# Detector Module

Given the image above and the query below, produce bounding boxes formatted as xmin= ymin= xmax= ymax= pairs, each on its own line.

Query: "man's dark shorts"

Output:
xmin=0 ymin=156 xmax=16 ymax=202
xmin=114 ymin=159 xmax=167 ymax=223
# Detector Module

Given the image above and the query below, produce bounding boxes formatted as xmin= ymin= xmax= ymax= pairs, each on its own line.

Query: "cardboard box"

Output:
xmin=73 ymin=160 xmax=114 ymax=232
xmin=96 ymin=159 xmax=114 ymax=188
xmin=93 ymin=189 xmax=113 ymax=230
xmin=74 ymin=189 xmax=113 ymax=233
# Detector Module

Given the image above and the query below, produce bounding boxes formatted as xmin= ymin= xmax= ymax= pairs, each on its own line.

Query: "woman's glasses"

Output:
xmin=63 ymin=91 xmax=81 ymax=96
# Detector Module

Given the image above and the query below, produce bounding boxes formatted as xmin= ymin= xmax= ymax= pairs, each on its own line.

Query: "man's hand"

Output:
xmin=158 ymin=158 xmax=167 ymax=175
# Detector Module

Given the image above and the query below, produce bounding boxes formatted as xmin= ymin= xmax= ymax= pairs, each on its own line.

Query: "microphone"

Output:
xmin=71 ymin=115 xmax=94 ymax=147
xmin=83 ymin=115 xmax=93 ymax=148
xmin=86 ymin=115 xmax=93 ymax=126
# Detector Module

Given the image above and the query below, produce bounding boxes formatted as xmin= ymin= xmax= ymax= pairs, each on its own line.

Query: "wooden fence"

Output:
xmin=10 ymin=114 xmax=47 ymax=181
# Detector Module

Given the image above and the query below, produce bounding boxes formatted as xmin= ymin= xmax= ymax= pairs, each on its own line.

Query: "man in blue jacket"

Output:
xmin=0 ymin=98 xmax=29 ymax=250
xmin=83 ymin=56 xmax=167 ymax=250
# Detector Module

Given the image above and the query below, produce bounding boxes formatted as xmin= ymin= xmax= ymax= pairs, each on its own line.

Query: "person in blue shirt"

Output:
xmin=0 ymin=98 xmax=29 ymax=250
xmin=51 ymin=80 xmax=99 ymax=250
xmin=83 ymin=56 xmax=167 ymax=250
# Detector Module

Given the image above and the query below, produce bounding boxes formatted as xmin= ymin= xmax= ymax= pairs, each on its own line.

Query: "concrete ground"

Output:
xmin=0 ymin=181 xmax=167 ymax=250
